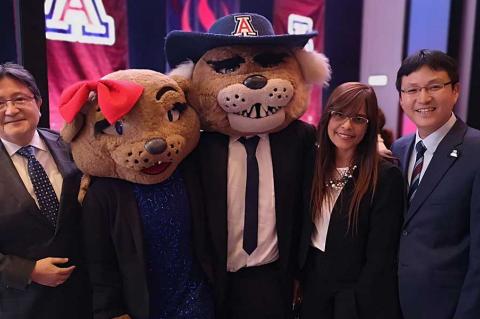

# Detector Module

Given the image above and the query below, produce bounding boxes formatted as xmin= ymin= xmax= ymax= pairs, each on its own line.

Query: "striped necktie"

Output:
xmin=408 ymin=141 xmax=427 ymax=202
xmin=17 ymin=145 xmax=59 ymax=226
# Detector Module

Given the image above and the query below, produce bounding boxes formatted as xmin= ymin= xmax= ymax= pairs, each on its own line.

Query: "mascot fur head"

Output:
xmin=165 ymin=13 xmax=330 ymax=136
xmin=59 ymin=69 xmax=200 ymax=188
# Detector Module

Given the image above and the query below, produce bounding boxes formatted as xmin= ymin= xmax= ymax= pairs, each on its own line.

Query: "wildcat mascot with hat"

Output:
xmin=166 ymin=13 xmax=330 ymax=319
xmin=59 ymin=70 xmax=214 ymax=319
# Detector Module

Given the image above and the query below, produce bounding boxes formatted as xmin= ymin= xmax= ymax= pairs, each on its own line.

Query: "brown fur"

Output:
xmin=187 ymin=45 xmax=319 ymax=136
xmin=61 ymin=69 xmax=200 ymax=194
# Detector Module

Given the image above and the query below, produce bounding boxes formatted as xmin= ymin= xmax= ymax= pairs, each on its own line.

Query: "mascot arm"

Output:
xmin=81 ymin=182 xmax=128 ymax=319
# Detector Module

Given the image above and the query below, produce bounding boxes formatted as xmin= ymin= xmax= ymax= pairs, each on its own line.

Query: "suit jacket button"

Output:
xmin=402 ymin=230 xmax=409 ymax=236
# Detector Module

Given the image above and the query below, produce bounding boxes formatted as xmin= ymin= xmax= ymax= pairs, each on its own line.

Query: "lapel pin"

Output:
xmin=450 ymin=149 xmax=458 ymax=158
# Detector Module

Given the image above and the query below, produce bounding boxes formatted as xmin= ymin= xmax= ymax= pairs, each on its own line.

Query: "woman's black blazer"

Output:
xmin=298 ymin=160 xmax=406 ymax=319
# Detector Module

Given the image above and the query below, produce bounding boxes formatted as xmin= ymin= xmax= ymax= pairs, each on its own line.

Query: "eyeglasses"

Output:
xmin=330 ymin=111 xmax=369 ymax=126
xmin=400 ymin=81 xmax=453 ymax=96
xmin=0 ymin=95 xmax=35 ymax=111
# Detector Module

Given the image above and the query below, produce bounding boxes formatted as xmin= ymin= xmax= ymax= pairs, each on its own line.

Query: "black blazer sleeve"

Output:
xmin=82 ymin=180 xmax=126 ymax=319
xmin=354 ymin=163 xmax=405 ymax=318
xmin=0 ymin=253 xmax=35 ymax=290
xmin=296 ymin=123 xmax=317 ymax=279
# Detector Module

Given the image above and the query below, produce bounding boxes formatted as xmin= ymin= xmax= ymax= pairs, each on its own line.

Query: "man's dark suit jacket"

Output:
xmin=392 ymin=118 xmax=480 ymax=319
xmin=298 ymin=160 xmax=404 ymax=319
xmin=196 ymin=120 xmax=316 ymax=318
xmin=81 ymin=155 xmax=209 ymax=319
xmin=0 ymin=128 xmax=91 ymax=319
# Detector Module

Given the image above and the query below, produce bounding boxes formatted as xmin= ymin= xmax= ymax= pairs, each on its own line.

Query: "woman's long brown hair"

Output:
xmin=311 ymin=82 xmax=380 ymax=232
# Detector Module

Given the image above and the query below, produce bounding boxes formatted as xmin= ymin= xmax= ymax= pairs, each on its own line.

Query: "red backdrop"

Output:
xmin=45 ymin=0 xmax=128 ymax=130
xmin=273 ymin=0 xmax=325 ymax=126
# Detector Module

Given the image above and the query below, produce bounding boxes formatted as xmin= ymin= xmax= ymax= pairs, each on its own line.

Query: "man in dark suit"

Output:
xmin=392 ymin=50 xmax=480 ymax=319
xmin=0 ymin=63 xmax=90 ymax=318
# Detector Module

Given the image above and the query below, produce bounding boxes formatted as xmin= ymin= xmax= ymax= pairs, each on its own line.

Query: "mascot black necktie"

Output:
xmin=17 ymin=146 xmax=59 ymax=226
xmin=239 ymin=136 xmax=260 ymax=255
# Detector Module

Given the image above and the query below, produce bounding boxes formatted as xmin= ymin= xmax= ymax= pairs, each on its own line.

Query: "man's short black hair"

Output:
xmin=395 ymin=49 xmax=459 ymax=92
xmin=0 ymin=62 xmax=41 ymax=101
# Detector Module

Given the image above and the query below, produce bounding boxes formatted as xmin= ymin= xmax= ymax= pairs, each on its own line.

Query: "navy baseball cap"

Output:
xmin=165 ymin=13 xmax=317 ymax=68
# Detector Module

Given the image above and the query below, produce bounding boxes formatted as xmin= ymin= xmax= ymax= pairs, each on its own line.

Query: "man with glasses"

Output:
xmin=0 ymin=63 xmax=90 ymax=318
xmin=391 ymin=50 xmax=480 ymax=319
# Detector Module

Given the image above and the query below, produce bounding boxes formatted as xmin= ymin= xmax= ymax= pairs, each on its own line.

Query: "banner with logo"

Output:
xmin=167 ymin=0 xmax=239 ymax=38
xmin=273 ymin=0 xmax=325 ymax=126
xmin=44 ymin=0 xmax=128 ymax=130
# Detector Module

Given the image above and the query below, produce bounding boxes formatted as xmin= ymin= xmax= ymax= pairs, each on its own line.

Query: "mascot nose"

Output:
xmin=243 ymin=75 xmax=267 ymax=90
xmin=144 ymin=138 xmax=167 ymax=154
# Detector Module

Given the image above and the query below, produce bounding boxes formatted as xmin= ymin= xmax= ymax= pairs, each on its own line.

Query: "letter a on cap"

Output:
xmin=231 ymin=15 xmax=258 ymax=36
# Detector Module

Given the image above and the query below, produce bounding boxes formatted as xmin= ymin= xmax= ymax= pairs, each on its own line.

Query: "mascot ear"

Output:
xmin=61 ymin=114 xmax=85 ymax=143
xmin=169 ymin=60 xmax=194 ymax=93
xmin=294 ymin=49 xmax=331 ymax=86
xmin=60 ymin=99 xmax=94 ymax=143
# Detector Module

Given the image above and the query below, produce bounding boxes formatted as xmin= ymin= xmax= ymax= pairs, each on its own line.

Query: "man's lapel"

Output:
xmin=0 ymin=142 xmax=31 ymax=203
xmin=39 ymin=129 xmax=81 ymax=232
xmin=405 ymin=120 xmax=467 ymax=224
xmin=399 ymin=135 xmax=415 ymax=176
xmin=38 ymin=129 xmax=76 ymax=177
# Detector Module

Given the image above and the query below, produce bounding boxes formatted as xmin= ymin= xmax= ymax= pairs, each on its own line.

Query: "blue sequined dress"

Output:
xmin=133 ymin=170 xmax=214 ymax=319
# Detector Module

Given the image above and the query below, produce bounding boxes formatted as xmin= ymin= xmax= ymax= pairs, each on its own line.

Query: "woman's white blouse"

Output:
xmin=310 ymin=167 xmax=349 ymax=252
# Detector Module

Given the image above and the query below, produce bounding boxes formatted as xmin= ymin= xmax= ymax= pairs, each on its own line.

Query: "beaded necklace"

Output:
xmin=325 ymin=165 xmax=357 ymax=189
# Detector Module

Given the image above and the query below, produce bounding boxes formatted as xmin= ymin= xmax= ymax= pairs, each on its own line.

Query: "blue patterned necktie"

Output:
xmin=408 ymin=141 xmax=427 ymax=202
xmin=17 ymin=145 xmax=59 ymax=226
xmin=239 ymin=136 xmax=260 ymax=255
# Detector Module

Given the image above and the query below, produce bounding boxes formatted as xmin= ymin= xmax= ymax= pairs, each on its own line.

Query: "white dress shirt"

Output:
xmin=311 ymin=168 xmax=348 ymax=252
xmin=227 ymin=134 xmax=278 ymax=272
xmin=407 ymin=113 xmax=457 ymax=186
xmin=1 ymin=131 xmax=63 ymax=207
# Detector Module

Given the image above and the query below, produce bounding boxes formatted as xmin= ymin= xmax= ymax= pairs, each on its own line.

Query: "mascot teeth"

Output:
xmin=235 ymin=104 xmax=282 ymax=119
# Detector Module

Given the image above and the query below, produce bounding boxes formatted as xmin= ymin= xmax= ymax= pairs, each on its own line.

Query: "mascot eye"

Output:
xmin=166 ymin=110 xmax=180 ymax=122
xmin=114 ymin=121 xmax=124 ymax=134
xmin=165 ymin=103 xmax=187 ymax=122
xmin=99 ymin=120 xmax=124 ymax=135
xmin=207 ymin=56 xmax=245 ymax=74
xmin=217 ymin=66 xmax=239 ymax=74
xmin=254 ymin=52 xmax=288 ymax=68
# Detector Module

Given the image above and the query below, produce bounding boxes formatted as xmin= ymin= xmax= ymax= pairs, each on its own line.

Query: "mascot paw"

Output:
xmin=78 ymin=174 xmax=92 ymax=204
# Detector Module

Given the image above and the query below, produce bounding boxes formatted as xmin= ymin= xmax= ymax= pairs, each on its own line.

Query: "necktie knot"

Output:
xmin=17 ymin=145 xmax=36 ymax=159
xmin=416 ymin=141 xmax=427 ymax=157
xmin=239 ymin=136 xmax=260 ymax=157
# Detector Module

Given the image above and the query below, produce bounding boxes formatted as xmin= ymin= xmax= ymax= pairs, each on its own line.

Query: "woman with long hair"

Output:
xmin=298 ymin=82 xmax=405 ymax=319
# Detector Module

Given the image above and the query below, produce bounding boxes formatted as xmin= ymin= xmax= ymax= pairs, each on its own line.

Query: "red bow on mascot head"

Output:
xmin=59 ymin=79 xmax=144 ymax=124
